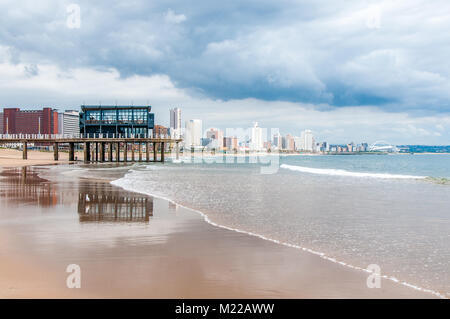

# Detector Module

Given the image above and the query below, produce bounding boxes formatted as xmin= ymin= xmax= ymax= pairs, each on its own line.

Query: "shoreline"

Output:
xmin=0 ymin=162 xmax=441 ymax=298
xmin=111 ymin=171 xmax=446 ymax=299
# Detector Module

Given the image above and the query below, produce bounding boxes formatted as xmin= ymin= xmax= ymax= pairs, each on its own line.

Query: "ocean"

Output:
xmin=111 ymin=153 xmax=450 ymax=298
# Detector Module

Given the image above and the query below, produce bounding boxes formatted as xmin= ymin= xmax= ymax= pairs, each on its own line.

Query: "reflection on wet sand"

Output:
xmin=0 ymin=166 xmax=59 ymax=206
xmin=78 ymin=183 xmax=153 ymax=223
xmin=0 ymin=165 xmax=436 ymax=298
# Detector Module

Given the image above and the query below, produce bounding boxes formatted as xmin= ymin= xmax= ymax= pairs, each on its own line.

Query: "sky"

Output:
xmin=0 ymin=0 xmax=449 ymax=144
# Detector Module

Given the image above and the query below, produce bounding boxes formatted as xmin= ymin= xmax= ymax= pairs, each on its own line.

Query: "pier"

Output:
xmin=0 ymin=134 xmax=182 ymax=163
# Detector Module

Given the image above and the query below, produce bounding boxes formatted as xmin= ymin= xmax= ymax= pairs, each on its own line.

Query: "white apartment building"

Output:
xmin=250 ymin=122 xmax=264 ymax=151
xmin=300 ymin=129 xmax=315 ymax=152
xmin=185 ymin=119 xmax=202 ymax=148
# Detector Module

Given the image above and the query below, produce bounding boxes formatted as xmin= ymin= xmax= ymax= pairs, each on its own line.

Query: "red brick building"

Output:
xmin=2 ymin=108 xmax=58 ymax=134
xmin=153 ymin=124 xmax=169 ymax=138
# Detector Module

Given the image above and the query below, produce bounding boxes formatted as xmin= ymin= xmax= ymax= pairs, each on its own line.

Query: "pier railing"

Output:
xmin=0 ymin=133 xmax=172 ymax=139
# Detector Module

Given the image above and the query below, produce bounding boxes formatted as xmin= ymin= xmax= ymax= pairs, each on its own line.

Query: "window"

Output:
xmin=102 ymin=110 xmax=116 ymax=124
xmin=118 ymin=109 xmax=133 ymax=124
xmin=86 ymin=110 xmax=100 ymax=124
xmin=133 ymin=109 xmax=147 ymax=125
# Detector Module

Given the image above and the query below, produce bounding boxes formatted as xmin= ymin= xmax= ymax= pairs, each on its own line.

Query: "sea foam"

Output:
xmin=280 ymin=164 xmax=426 ymax=179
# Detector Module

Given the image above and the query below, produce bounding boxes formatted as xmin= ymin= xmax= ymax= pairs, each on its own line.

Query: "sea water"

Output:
xmin=111 ymin=154 xmax=450 ymax=298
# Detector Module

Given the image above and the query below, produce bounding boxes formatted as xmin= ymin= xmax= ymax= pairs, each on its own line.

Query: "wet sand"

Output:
xmin=0 ymin=165 xmax=435 ymax=298
xmin=0 ymin=148 xmax=81 ymax=167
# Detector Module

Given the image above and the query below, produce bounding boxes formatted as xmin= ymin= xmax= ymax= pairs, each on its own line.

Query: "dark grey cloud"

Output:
xmin=1 ymin=0 xmax=450 ymax=114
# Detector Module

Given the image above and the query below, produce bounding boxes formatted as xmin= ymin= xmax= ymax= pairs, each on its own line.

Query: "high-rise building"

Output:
xmin=169 ymin=107 xmax=181 ymax=138
xmin=293 ymin=136 xmax=302 ymax=151
xmin=185 ymin=119 xmax=202 ymax=148
xmin=2 ymin=107 xmax=58 ymax=134
xmin=58 ymin=110 xmax=79 ymax=136
xmin=300 ymin=129 xmax=314 ymax=152
xmin=0 ymin=112 xmax=3 ymax=134
xmin=206 ymin=128 xmax=224 ymax=150
xmin=272 ymin=132 xmax=282 ymax=149
xmin=224 ymin=136 xmax=239 ymax=150
xmin=285 ymin=134 xmax=295 ymax=151
xmin=250 ymin=122 xmax=264 ymax=150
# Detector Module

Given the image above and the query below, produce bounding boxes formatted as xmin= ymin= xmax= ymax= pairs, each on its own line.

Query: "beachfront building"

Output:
xmin=224 ymin=136 xmax=239 ymax=151
xmin=285 ymin=134 xmax=295 ymax=151
xmin=169 ymin=107 xmax=182 ymax=139
xmin=58 ymin=110 xmax=79 ymax=136
xmin=185 ymin=119 xmax=202 ymax=148
xmin=0 ymin=112 xmax=3 ymax=134
xmin=250 ymin=122 xmax=264 ymax=151
xmin=153 ymin=125 xmax=169 ymax=138
xmin=300 ymin=129 xmax=314 ymax=152
xmin=294 ymin=136 xmax=302 ymax=151
xmin=79 ymin=105 xmax=155 ymax=137
xmin=206 ymin=128 xmax=224 ymax=150
xmin=272 ymin=132 xmax=282 ymax=150
xmin=2 ymin=107 xmax=58 ymax=134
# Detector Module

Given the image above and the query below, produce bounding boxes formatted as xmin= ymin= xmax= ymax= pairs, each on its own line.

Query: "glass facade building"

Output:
xmin=79 ymin=105 xmax=154 ymax=137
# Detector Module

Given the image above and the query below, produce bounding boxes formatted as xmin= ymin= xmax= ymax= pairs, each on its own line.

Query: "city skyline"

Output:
xmin=0 ymin=1 xmax=449 ymax=145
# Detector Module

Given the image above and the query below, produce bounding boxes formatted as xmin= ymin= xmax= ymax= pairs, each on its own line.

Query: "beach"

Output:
xmin=0 ymin=150 xmax=437 ymax=298
xmin=0 ymin=148 xmax=80 ymax=167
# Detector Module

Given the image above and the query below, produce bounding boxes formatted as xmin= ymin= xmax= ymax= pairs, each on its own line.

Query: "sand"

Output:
xmin=0 ymin=165 xmax=436 ymax=298
xmin=0 ymin=148 xmax=82 ymax=167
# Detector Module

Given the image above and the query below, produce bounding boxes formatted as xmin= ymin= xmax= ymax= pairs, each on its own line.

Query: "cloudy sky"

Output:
xmin=1 ymin=0 xmax=449 ymax=144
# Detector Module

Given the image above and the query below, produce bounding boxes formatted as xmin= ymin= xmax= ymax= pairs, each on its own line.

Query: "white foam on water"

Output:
xmin=110 ymin=170 xmax=447 ymax=299
xmin=281 ymin=164 xmax=427 ymax=179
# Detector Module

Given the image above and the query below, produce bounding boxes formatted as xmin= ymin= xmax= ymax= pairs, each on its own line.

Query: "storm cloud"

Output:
xmin=0 ymin=0 xmax=449 ymax=143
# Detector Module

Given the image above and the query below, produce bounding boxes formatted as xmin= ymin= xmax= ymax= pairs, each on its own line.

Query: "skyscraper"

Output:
xmin=250 ymin=122 xmax=263 ymax=150
xmin=185 ymin=119 xmax=202 ymax=148
xmin=285 ymin=134 xmax=295 ymax=151
xmin=170 ymin=107 xmax=181 ymax=138
xmin=300 ymin=129 xmax=314 ymax=152
xmin=273 ymin=132 xmax=282 ymax=149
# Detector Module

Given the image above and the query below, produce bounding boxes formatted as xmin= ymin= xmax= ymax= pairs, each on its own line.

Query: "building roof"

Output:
xmin=81 ymin=105 xmax=152 ymax=111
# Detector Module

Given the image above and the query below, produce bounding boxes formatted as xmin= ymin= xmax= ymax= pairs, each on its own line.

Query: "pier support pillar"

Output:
xmin=124 ymin=143 xmax=128 ymax=162
xmin=69 ymin=142 xmax=75 ymax=161
xmin=53 ymin=142 xmax=59 ymax=161
xmin=84 ymin=142 xmax=90 ymax=163
xmin=109 ymin=143 xmax=113 ymax=162
xmin=23 ymin=141 xmax=28 ymax=160
xmin=146 ymin=142 xmax=150 ymax=162
xmin=131 ymin=142 xmax=135 ymax=162
xmin=153 ymin=142 xmax=158 ymax=162
xmin=91 ymin=145 xmax=95 ymax=163
xmin=138 ymin=142 xmax=142 ymax=162
xmin=176 ymin=142 xmax=179 ymax=160
xmin=116 ymin=143 xmax=120 ymax=162
xmin=161 ymin=142 xmax=165 ymax=163
xmin=95 ymin=143 xmax=99 ymax=162
xmin=100 ymin=142 xmax=105 ymax=162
